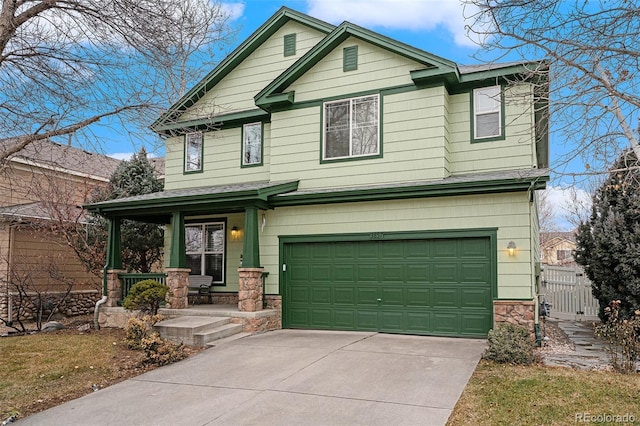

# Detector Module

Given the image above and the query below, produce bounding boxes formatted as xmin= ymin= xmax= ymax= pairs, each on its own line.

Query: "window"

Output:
xmin=284 ymin=33 xmax=296 ymax=57
xmin=185 ymin=222 xmax=226 ymax=284
xmin=242 ymin=122 xmax=262 ymax=166
xmin=323 ymin=95 xmax=379 ymax=160
xmin=472 ymin=85 xmax=503 ymax=141
xmin=343 ymin=46 xmax=358 ymax=72
xmin=557 ymin=249 xmax=573 ymax=261
xmin=184 ymin=132 xmax=203 ymax=172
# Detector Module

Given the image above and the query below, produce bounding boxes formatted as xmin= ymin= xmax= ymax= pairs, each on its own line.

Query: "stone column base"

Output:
xmin=106 ymin=269 xmax=125 ymax=307
xmin=238 ymin=267 xmax=264 ymax=312
xmin=165 ymin=268 xmax=190 ymax=309
xmin=493 ymin=300 xmax=536 ymax=336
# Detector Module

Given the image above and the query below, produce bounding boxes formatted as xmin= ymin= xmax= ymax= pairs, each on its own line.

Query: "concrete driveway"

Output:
xmin=19 ymin=330 xmax=485 ymax=426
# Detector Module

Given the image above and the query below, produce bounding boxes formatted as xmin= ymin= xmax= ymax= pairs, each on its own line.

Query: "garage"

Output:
xmin=282 ymin=233 xmax=495 ymax=337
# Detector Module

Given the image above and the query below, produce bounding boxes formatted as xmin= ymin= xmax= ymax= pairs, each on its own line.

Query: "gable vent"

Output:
xmin=284 ymin=33 xmax=296 ymax=57
xmin=343 ymin=46 xmax=358 ymax=72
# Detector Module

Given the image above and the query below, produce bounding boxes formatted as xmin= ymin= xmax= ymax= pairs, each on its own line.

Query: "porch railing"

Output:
xmin=118 ymin=273 xmax=168 ymax=300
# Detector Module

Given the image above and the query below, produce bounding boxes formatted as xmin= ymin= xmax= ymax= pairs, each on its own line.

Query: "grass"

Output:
xmin=447 ymin=360 xmax=640 ymax=425
xmin=0 ymin=328 xmax=150 ymax=420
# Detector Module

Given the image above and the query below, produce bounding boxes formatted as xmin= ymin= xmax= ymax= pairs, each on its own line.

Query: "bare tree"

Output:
xmin=0 ymin=0 xmax=235 ymax=164
xmin=536 ymin=189 xmax=558 ymax=233
xmin=464 ymin=0 xmax=640 ymax=178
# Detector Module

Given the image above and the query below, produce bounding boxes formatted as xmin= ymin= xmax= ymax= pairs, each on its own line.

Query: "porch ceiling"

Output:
xmin=84 ymin=180 xmax=299 ymax=222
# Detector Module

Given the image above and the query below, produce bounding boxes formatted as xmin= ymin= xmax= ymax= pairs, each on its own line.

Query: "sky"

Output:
xmin=107 ymin=0 xmax=586 ymax=230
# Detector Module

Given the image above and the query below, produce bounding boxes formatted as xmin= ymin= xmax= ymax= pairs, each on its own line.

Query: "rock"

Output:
xmin=42 ymin=321 xmax=65 ymax=332
xmin=77 ymin=323 xmax=91 ymax=332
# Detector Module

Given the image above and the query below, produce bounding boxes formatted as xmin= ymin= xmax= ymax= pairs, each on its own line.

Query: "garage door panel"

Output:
xmin=379 ymin=311 xmax=404 ymax=331
xmin=357 ymin=264 xmax=378 ymax=281
xmin=381 ymin=288 xmax=403 ymax=305
xmin=432 ymin=288 xmax=458 ymax=307
xmin=311 ymin=287 xmax=331 ymax=304
xmin=380 ymin=264 xmax=404 ymax=282
xmin=334 ymin=287 xmax=355 ymax=304
xmin=460 ymin=288 xmax=492 ymax=308
xmin=433 ymin=264 xmax=459 ymax=282
xmin=406 ymin=288 xmax=430 ymax=306
xmin=356 ymin=287 xmax=378 ymax=305
xmin=284 ymin=236 xmax=493 ymax=337
xmin=334 ymin=264 xmax=355 ymax=281
xmin=356 ymin=310 xmax=377 ymax=329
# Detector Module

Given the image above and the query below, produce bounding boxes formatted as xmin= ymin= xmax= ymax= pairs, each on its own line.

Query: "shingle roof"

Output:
xmin=2 ymin=139 xmax=121 ymax=180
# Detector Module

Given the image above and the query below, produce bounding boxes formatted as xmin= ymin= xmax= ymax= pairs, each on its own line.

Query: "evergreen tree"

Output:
xmin=88 ymin=148 xmax=164 ymax=273
xmin=575 ymin=150 xmax=640 ymax=319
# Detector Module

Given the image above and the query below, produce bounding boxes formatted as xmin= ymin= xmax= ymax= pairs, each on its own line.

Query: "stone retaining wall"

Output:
xmin=493 ymin=300 xmax=536 ymax=336
xmin=0 ymin=290 xmax=101 ymax=321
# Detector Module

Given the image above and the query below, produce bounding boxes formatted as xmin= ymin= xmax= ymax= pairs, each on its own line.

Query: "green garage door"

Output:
xmin=283 ymin=237 xmax=494 ymax=337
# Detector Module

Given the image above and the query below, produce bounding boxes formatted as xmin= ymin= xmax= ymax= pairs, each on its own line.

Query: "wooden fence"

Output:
xmin=540 ymin=265 xmax=600 ymax=321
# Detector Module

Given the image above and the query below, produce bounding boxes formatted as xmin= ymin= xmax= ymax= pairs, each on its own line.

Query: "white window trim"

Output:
xmin=323 ymin=94 xmax=380 ymax=161
xmin=184 ymin=132 xmax=203 ymax=172
xmin=242 ymin=122 xmax=262 ymax=166
xmin=473 ymin=86 xmax=502 ymax=140
xmin=185 ymin=221 xmax=226 ymax=284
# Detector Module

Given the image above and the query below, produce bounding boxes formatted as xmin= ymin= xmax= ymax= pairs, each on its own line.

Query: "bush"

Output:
xmin=122 ymin=280 xmax=168 ymax=315
xmin=140 ymin=332 xmax=187 ymax=366
xmin=595 ymin=300 xmax=640 ymax=373
xmin=124 ymin=315 xmax=163 ymax=350
xmin=484 ymin=323 xmax=538 ymax=365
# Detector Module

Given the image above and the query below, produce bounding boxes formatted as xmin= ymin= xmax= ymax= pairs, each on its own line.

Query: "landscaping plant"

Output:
xmin=122 ymin=279 xmax=168 ymax=315
xmin=484 ymin=323 xmax=538 ymax=365
xmin=594 ymin=300 xmax=640 ymax=373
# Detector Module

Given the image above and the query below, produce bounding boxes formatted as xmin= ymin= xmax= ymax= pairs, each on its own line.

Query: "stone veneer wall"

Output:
xmin=0 ymin=290 xmax=101 ymax=321
xmin=493 ymin=300 xmax=536 ymax=336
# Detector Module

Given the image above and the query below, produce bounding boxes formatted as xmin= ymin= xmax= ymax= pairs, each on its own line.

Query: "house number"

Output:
xmin=369 ymin=232 xmax=384 ymax=240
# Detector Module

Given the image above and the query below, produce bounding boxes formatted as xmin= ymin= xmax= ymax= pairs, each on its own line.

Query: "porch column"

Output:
xmin=105 ymin=218 xmax=123 ymax=306
xmin=166 ymin=212 xmax=189 ymax=309
xmin=238 ymin=206 xmax=263 ymax=311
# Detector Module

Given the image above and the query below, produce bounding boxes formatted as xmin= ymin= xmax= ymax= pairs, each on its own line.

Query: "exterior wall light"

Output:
xmin=231 ymin=226 xmax=240 ymax=239
xmin=507 ymin=240 xmax=517 ymax=256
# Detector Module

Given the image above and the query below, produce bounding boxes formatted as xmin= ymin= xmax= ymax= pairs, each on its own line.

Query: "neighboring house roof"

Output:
xmin=2 ymin=139 xmax=121 ymax=181
xmin=541 ymin=231 xmax=577 ymax=247
xmin=0 ymin=202 xmax=86 ymax=222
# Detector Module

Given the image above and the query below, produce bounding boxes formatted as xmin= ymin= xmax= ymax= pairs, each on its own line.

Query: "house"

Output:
xmin=87 ymin=7 xmax=549 ymax=338
xmin=0 ymin=139 xmax=121 ymax=322
xmin=541 ymin=231 xmax=576 ymax=266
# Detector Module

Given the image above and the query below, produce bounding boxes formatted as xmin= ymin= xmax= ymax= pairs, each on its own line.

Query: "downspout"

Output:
xmin=93 ymin=265 xmax=108 ymax=330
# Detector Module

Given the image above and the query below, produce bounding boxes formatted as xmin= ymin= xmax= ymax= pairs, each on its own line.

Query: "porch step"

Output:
xmin=154 ymin=316 xmax=242 ymax=347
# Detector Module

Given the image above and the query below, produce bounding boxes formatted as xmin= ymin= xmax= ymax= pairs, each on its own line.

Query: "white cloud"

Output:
xmin=222 ymin=2 xmax=245 ymax=21
xmin=305 ymin=0 xmax=479 ymax=47
xmin=543 ymin=186 xmax=592 ymax=231
xmin=108 ymin=152 xmax=134 ymax=160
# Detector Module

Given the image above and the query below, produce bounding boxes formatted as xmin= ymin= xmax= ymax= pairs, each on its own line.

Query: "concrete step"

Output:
xmin=205 ymin=331 xmax=251 ymax=348
xmin=154 ymin=316 xmax=232 ymax=346
xmin=195 ymin=323 xmax=244 ymax=347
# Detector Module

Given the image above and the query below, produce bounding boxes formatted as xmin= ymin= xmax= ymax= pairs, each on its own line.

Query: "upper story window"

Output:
xmin=184 ymin=132 xmax=203 ymax=172
xmin=557 ymin=249 xmax=574 ymax=261
xmin=472 ymin=85 xmax=503 ymax=141
xmin=284 ymin=33 xmax=296 ymax=57
xmin=323 ymin=94 xmax=379 ymax=161
xmin=242 ymin=122 xmax=263 ymax=167
xmin=186 ymin=222 xmax=226 ymax=284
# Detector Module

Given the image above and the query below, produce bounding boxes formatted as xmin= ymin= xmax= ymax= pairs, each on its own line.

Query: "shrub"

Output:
xmin=123 ymin=315 xmax=163 ymax=350
xmin=484 ymin=323 xmax=538 ymax=365
xmin=122 ymin=280 xmax=168 ymax=315
xmin=140 ymin=332 xmax=187 ymax=366
xmin=595 ymin=300 xmax=640 ymax=373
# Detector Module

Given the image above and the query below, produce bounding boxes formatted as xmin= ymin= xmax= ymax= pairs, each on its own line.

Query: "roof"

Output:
xmin=86 ymin=169 xmax=549 ymax=221
xmin=541 ymin=231 xmax=577 ymax=246
xmin=0 ymin=202 xmax=86 ymax=223
xmin=2 ymin=139 xmax=121 ymax=181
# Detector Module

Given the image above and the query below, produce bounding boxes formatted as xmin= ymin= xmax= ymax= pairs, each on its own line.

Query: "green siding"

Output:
xmin=287 ymin=37 xmax=419 ymax=103
xmin=180 ymin=21 xmax=326 ymax=120
xmin=258 ymin=192 xmax=535 ymax=299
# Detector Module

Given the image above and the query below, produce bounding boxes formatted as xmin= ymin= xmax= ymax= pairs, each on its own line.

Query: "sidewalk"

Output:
xmin=540 ymin=318 xmax=610 ymax=370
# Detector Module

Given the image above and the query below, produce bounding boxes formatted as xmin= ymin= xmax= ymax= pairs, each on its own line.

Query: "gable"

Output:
xmin=152 ymin=7 xmax=334 ymax=134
